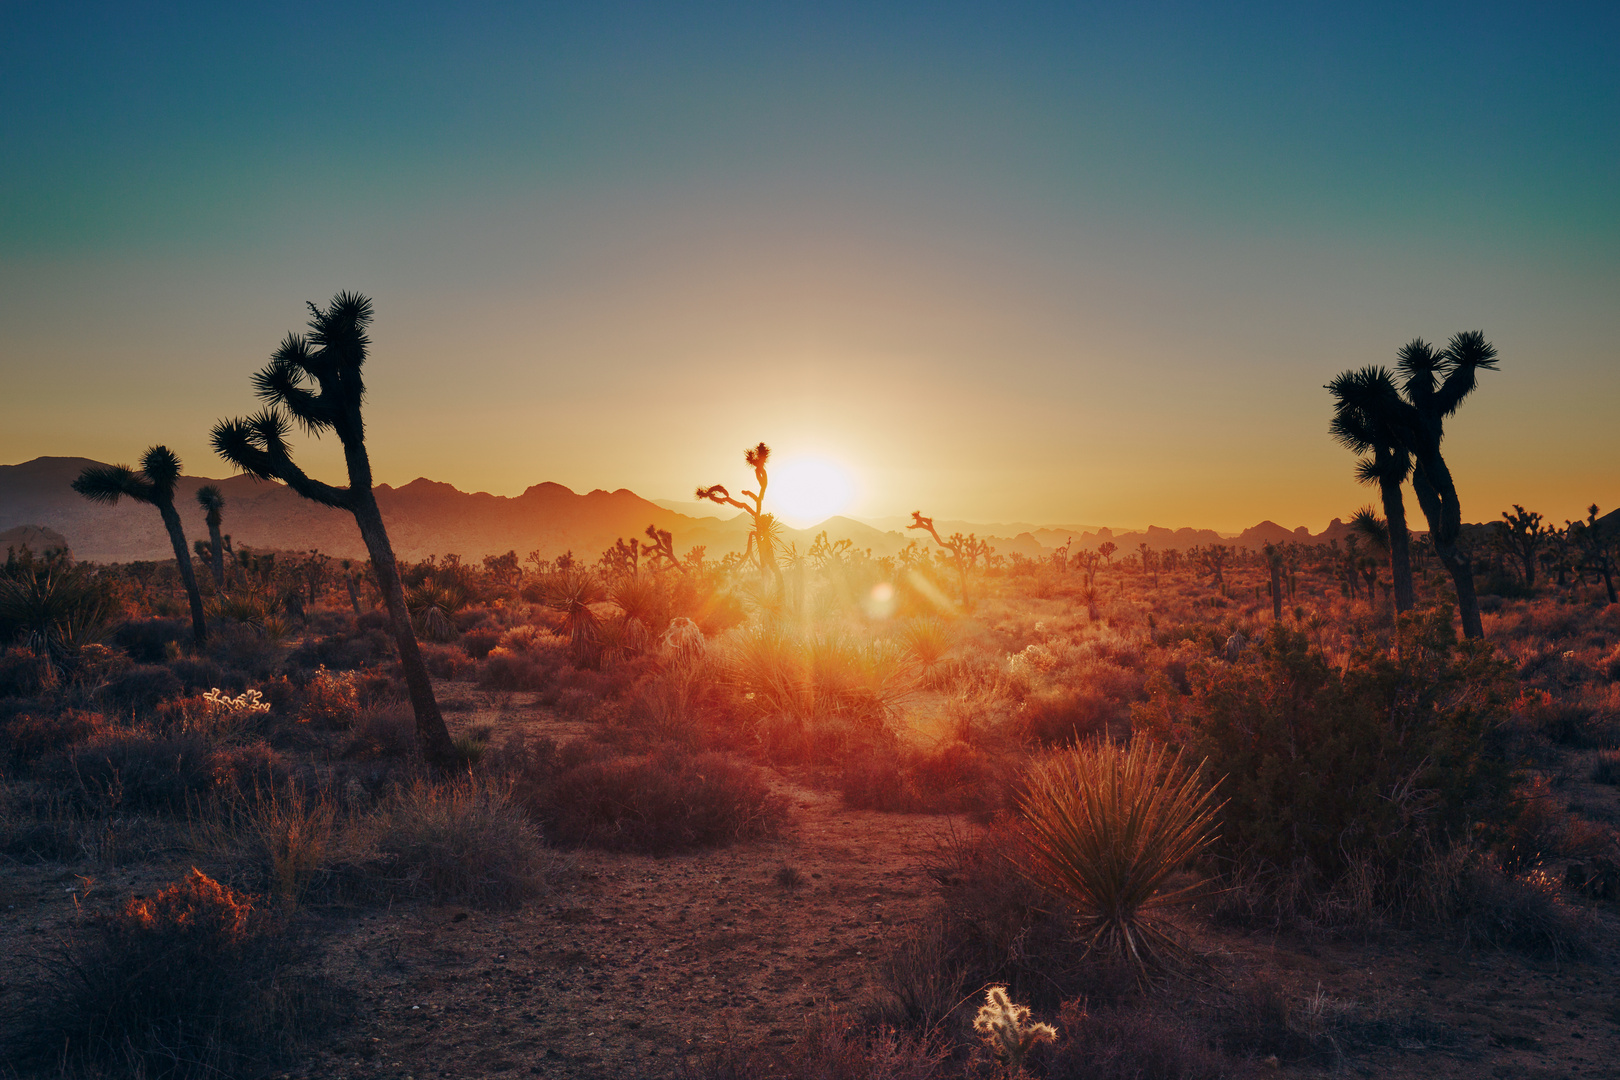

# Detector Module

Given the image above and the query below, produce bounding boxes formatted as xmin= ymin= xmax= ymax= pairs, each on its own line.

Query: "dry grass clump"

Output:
xmin=5 ymin=869 xmax=325 ymax=1079
xmin=1017 ymin=739 xmax=1221 ymax=977
xmin=190 ymin=783 xmax=343 ymax=910
xmin=723 ymin=627 xmax=909 ymax=727
xmin=300 ymin=666 xmax=362 ymax=726
xmin=685 ymin=1009 xmax=950 ymax=1080
xmin=1048 ymin=998 xmax=1228 ymax=1080
xmin=364 ymin=777 xmax=559 ymax=908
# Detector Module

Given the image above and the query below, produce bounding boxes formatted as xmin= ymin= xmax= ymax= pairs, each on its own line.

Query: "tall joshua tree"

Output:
xmin=196 ymin=485 xmax=227 ymax=588
xmin=210 ymin=292 xmax=454 ymax=766
xmin=73 ymin=446 xmax=208 ymax=646
xmin=1327 ymin=366 xmax=1415 ymax=613
xmin=696 ymin=442 xmax=783 ymax=588
xmin=1390 ymin=333 xmax=1499 ymax=639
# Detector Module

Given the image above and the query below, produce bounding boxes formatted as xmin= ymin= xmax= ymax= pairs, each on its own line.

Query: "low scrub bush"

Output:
xmin=1048 ymin=999 xmax=1228 ymax=1080
xmin=101 ymin=663 xmax=184 ymax=713
xmin=3 ymin=709 xmax=110 ymax=764
xmin=6 ymin=869 xmax=324 ymax=1078
xmin=301 ymin=666 xmax=362 ymax=727
xmin=366 ymin=778 xmax=557 ymax=908
xmin=1134 ymin=610 xmax=1517 ymax=896
xmin=342 ymin=704 xmax=417 ymax=760
xmin=461 ymin=626 xmax=502 ymax=659
xmin=1018 ymin=687 xmax=1123 ymax=745
xmin=511 ymin=740 xmax=787 ymax=853
xmin=50 ymin=732 xmax=288 ymax=814
xmin=109 ymin=617 xmax=188 ymax=663
xmin=841 ymin=740 xmax=1010 ymax=816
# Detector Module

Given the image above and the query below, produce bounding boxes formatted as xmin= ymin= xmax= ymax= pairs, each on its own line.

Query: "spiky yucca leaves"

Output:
xmin=1327 ymin=366 xmax=1414 ymax=613
xmin=406 ymin=582 xmax=466 ymax=642
xmin=0 ymin=560 xmax=120 ymax=676
xmin=1017 ymin=740 xmax=1221 ymax=979
xmin=724 ymin=627 xmax=906 ymax=725
xmin=540 ymin=569 xmax=608 ymax=666
xmin=901 ymin=616 xmax=952 ymax=670
xmin=210 ymin=293 xmax=455 ymax=765
xmin=73 ymin=446 xmax=208 ymax=645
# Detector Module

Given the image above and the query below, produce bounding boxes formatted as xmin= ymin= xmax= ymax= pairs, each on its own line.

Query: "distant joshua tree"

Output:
xmin=73 ymin=446 xmax=207 ymax=646
xmin=1568 ymin=505 xmax=1618 ymax=605
xmin=1499 ymin=505 xmax=1549 ymax=590
xmin=1098 ymin=540 xmax=1118 ymax=567
xmin=1327 ymin=366 xmax=1415 ymax=613
xmin=1263 ymin=542 xmax=1284 ymax=620
xmin=195 ymin=485 xmax=227 ymax=588
xmin=696 ymin=442 xmax=783 ymax=588
xmin=210 ymin=292 xmax=454 ymax=766
xmin=907 ymin=512 xmax=982 ymax=609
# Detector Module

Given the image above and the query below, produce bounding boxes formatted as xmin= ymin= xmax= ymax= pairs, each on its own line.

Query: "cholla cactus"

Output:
xmin=203 ymin=687 xmax=271 ymax=716
xmin=973 ymin=986 xmax=1056 ymax=1072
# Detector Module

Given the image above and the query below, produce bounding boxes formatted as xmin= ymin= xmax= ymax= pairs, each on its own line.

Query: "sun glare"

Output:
xmin=770 ymin=457 xmax=854 ymax=528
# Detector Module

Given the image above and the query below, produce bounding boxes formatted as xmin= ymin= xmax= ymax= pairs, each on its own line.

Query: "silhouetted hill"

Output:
xmin=0 ymin=456 xmax=1409 ymax=566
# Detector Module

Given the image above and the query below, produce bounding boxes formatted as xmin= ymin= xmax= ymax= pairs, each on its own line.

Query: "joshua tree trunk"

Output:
xmin=1376 ymin=471 xmax=1414 ymax=613
xmin=206 ymin=519 xmax=226 ymax=588
xmin=1269 ymin=559 xmax=1283 ymax=621
xmin=157 ymin=497 xmax=208 ymax=645
xmin=1412 ymin=466 xmax=1483 ymax=639
xmin=351 ymin=490 xmax=455 ymax=764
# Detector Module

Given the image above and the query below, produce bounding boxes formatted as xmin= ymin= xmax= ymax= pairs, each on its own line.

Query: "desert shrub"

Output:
xmin=461 ymin=626 xmax=502 ymax=659
xmin=1135 ymin=610 xmax=1517 ymax=892
xmin=191 ymin=784 xmax=342 ymax=910
xmin=479 ymin=646 xmax=560 ymax=691
xmin=418 ymin=642 xmax=472 ymax=680
xmin=51 ymin=731 xmax=287 ymax=814
xmin=165 ymin=654 xmax=232 ymax=693
xmin=0 ymin=646 xmax=44 ymax=696
xmin=515 ymin=742 xmax=787 ymax=853
xmin=1514 ymin=689 xmax=1608 ymax=748
xmin=301 ymin=666 xmax=362 ymax=727
xmin=203 ymin=621 xmax=285 ymax=681
xmin=1591 ymin=749 xmax=1620 ymax=785
xmin=1048 ymin=999 xmax=1227 ymax=1080
xmin=109 ymin=617 xmax=188 ymax=663
xmin=841 ymin=740 xmax=1010 ymax=815
xmin=365 ymin=778 xmax=556 ymax=907
xmin=724 ymin=627 xmax=906 ymax=726
xmin=1017 ymin=739 xmax=1220 ymax=977
xmin=342 ymin=704 xmax=417 ymax=760
xmin=1018 ymin=687 xmax=1122 ymax=745
xmin=101 ymin=662 xmax=184 ymax=713
xmin=6 ymin=869 xmax=323 ymax=1078
xmin=287 ymin=627 xmax=391 ymax=672
xmin=3 ymin=709 xmax=110 ymax=763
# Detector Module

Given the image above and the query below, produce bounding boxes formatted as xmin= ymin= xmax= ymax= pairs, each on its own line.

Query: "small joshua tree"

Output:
xmin=73 ymin=446 xmax=207 ymax=646
xmin=973 ymin=986 xmax=1056 ymax=1074
xmin=1327 ymin=365 xmax=1415 ymax=612
xmin=907 ymin=511 xmax=974 ymax=609
xmin=1569 ymin=505 xmax=1618 ymax=604
xmin=210 ymin=292 xmax=454 ymax=766
xmin=1499 ymin=505 xmax=1549 ymax=590
xmin=195 ymin=485 xmax=227 ymax=588
xmin=696 ymin=442 xmax=782 ymax=588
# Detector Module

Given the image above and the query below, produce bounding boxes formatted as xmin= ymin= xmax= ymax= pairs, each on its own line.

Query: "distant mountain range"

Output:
xmin=3 ymin=456 xmax=1362 ymax=564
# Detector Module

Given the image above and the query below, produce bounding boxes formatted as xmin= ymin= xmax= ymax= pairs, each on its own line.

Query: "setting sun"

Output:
xmin=769 ymin=456 xmax=855 ymax=528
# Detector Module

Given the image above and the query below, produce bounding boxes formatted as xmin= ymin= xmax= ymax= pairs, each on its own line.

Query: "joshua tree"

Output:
xmin=1392 ymin=333 xmax=1499 ymax=637
xmin=1498 ymin=505 xmax=1548 ymax=590
xmin=1327 ymin=366 xmax=1415 ymax=613
xmin=908 ymin=511 xmax=978 ymax=609
xmin=1568 ymin=505 xmax=1618 ymax=604
xmin=73 ymin=446 xmax=208 ymax=646
xmin=210 ymin=292 xmax=454 ymax=766
xmin=1098 ymin=540 xmax=1118 ymax=566
xmin=696 ymin=442 xmax=783 ymax=588
xmin=1263 ymin=542 xmax=1284 ymax=620
xmin=195 ymin=485 xmax=228 ymax=588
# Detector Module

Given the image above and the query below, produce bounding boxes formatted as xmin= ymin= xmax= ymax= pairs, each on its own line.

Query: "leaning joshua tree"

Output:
xmin=195 ymin=485 xmax=227 ymax=588
xmin=696 ymin=442 xmax=783 ymax=588
xmin=210 ymin=292 xmax=454 ymax=765
xmin=73 ymin=446 xmax=208 ymax=646
xmin=1327 ymin=366 xmax=1415 ymax=613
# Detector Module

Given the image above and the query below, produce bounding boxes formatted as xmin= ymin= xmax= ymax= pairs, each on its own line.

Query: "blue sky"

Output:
xmin=3 ymin=2 xmax=1616 ymax=529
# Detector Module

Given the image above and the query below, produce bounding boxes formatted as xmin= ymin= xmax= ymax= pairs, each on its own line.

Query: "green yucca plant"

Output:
xmin=1017 ymin=739 xmax=1222 ymax=978
xmin=901 ymin=616 xmax=952 ymax=669
xmin=0 ymin=561 xmax=120 ymax=676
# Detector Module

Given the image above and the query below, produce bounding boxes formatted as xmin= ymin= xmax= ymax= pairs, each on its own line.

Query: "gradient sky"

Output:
xmin=3 ymin=2 xmax=1616 ymax=532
